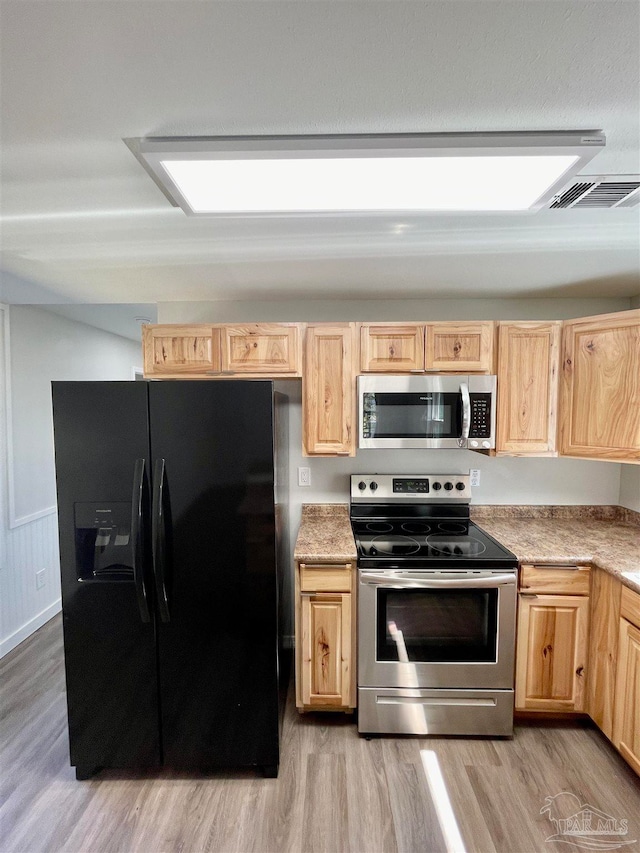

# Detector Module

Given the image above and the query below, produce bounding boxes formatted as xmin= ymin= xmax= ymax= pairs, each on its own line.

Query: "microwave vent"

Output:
xmin=549 ymin=176 xmax=640 ymax=209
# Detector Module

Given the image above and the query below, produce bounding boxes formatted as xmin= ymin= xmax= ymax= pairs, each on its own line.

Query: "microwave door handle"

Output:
xmin=459 ymin=382 xmax=471 ymax=445
xmin=360 ymin=573 xmax=516 ymax=588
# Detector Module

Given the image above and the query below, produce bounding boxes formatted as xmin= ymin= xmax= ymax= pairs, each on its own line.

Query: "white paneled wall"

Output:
xmin=1 ymin=513 xmax=60 ymax=657
xmin=0 ymin=306 xmax=141 ymax=658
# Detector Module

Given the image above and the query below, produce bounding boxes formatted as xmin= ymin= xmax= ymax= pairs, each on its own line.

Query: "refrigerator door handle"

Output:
xmin=152 ymin=458 xmax=171 ymax=623
xmin=131 ymin=458 xmax=151 ymax=623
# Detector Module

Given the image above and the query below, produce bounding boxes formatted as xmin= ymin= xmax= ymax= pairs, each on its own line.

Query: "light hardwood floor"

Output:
xmin=1 ymin=615 xmax=639 ymax=853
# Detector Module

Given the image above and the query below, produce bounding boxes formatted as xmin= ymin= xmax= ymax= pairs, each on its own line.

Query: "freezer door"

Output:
xmin=149 ymin=381 xmax=280 ymax=772
xmin=52 ymin=381 xmax=160 ymax=774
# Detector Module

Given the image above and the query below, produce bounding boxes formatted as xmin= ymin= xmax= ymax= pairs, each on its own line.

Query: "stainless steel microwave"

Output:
xmin=358 ymin=374 xmax=497 ymax=450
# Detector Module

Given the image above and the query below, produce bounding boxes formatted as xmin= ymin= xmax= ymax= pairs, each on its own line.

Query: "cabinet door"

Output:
xmin=587 ymin=569 xmax=621 ymax=740
xmin=496 ymin=322 xmax=560 ymax=455
xmin=303 ymin=324 xmax=356 ymax=456
xmin=425 ymin=322 xmax=495 ymax=373
xmin=515 ymin=594 xmax=589 ymax=712
xmin=220 ymin=324 xmax=301 ymax=375
xmin=560 ymin=309 xmax=640 ymax=462
xmin=143 ymin=325 xmax=221 ymax=376
xmin=613 ymin=618 xmax=640 ymax=775
xmin=359 ymin=324 xmax=425 ymax=372
xmin=300 ymin=593 xmax=352 ymax=707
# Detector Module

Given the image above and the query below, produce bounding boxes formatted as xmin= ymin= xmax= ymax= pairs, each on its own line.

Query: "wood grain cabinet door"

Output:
xmin=516 ymin=594 xmax=589 ymax=712
xmin=560 ymin=309 xmax=640 ymax=462
xmin=303 ymin=324 xmax=356 ymax=456
xmin=496 ymin=322 xmax=560 ymax=455
xmin=587 ymin=568 xmax=621 ymax=740
xmin=220 ymin=323 xmax=302 ymax=375
xmin=300 ymin=593 xmax=352 ymax=708
xmin=424 ymin=322 xmax=495 ymax=373
xmin=359 ymin=324 xmax=425 ymax=372
xmin=143 ymin=324 xmax=221 ymax=377
xmin=613 ymin=618 xmax=640 ymax=775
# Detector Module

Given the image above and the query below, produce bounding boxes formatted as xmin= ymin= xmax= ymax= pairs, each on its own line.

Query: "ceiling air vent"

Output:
xmin=549 ymin=176 xmax=640 ymax=209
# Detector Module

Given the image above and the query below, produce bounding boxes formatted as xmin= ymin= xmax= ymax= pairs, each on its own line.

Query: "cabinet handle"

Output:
xmin=520 ymin=593 xmax=539 ymax=598
xmin=532 ymin=564 xmax=581 ymax=570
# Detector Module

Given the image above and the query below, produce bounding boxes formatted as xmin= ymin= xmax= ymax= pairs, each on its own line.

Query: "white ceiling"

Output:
xmin=1 ymin=0 xmax=639 ymax=308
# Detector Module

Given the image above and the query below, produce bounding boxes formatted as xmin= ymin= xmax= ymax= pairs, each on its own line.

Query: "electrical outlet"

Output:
xmin=36 ymin=569 xmax=46 ymax=590
xmin=469 ymin=469 xmax=481 ymax=488
xmin=298 ymin=466 xmax=311 ymax=487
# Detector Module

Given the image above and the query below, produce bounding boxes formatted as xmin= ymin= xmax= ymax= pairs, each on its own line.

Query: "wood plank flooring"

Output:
xmin=1 ymin=615 xmax=639 ymax=853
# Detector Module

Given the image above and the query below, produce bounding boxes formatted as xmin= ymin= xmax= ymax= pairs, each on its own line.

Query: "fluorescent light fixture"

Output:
xmin=125 ymin=132 xmax=605 ymax=215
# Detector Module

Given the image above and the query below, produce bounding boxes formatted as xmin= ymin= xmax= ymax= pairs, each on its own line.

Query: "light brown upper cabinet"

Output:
xmin=303 ymin=323 xmax=356 ymax=457
xmin=220 ymin=323 xmax=302 ymax=375
xmin=359 ymin=321 xmax=494 ymax=373
xmin=496 ymin=321 xmax=561 ymax=456
xmin=359 ymin=324 xmax=425 ymax=372
xmin=560 ymin=309 xmax=640 ymax=463
xmin=424 ymin=322 xmax=495 ymax=373
xmin=143 ymin=324 xmax=222 ymax=377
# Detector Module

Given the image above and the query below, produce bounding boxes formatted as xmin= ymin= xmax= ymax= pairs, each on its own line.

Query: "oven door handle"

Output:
xmin=360 ymin=573 xmax=516 ymax=588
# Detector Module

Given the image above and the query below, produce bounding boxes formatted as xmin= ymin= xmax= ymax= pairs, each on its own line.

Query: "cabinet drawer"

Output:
xmin=299 ymin=563 xmax=352 ymax=592
xmin=621 ymin=585 xmax=640 ymax=630
xmin=520 ymin=564 xmax=590 ymax=595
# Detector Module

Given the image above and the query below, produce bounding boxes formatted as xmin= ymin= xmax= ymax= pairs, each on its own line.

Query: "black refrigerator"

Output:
xmin=52 ymin=380 xmax=288 ymax=779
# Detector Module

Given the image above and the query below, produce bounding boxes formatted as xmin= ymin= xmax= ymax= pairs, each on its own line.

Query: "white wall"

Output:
xmin=158 ymin=297 xmax=631 ymax=324
xmin=1 ymin=306 xmax=141 ymax=657
xmin=619 ymin=465 xmax=640 ymax=512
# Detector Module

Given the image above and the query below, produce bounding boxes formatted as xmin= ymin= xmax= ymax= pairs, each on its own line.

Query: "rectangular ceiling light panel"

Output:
xmin=128 ymin=132 xmax=605 ymax=215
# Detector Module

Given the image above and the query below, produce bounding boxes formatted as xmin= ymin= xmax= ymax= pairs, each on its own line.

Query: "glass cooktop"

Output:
xmin=351 ymin=518 xmax=517 ymax=568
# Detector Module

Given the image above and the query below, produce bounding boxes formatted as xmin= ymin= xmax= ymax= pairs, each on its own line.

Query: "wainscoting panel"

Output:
xmin=1 ymin=512 xmax=61 ymax=657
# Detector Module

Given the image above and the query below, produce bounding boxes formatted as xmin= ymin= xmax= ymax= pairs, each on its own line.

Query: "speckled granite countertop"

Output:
xmin=472 ymin=506 xmax=640 ymax=595
xmin=294 ymin=504 xmax=357 ymax=563
xmin=294 ymin=503 xmax=640 ymax=594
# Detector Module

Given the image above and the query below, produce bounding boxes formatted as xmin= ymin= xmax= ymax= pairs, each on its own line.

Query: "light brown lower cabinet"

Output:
xmin=515 ymin=564 xmax=590 ymax=712
xmin=586 ymin=567 xmax=621 ymax=740
xmin=516 ymin=593 xmax=589 ymax=711
xmin=295 ymin=561 xmax=356 ymax=711
xmin=613 ymin=586 xmax=640 ymax=775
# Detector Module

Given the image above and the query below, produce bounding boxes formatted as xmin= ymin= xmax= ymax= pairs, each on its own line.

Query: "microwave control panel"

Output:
xmin=469 ymin=394 xmax=492 ymax=438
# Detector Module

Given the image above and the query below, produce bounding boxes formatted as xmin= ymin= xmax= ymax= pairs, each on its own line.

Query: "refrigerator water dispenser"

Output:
xmin=74 ymin=502 xmax=133 ymax=581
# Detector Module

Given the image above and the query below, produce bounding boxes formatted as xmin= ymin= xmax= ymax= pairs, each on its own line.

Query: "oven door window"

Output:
xmin=364 ymin=393 xmax=462 ymax=439
xmin=376 ymin=588 xmax=498 ymax=663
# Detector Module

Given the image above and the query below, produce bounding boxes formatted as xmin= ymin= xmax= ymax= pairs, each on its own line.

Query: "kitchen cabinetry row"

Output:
xmin=516 ymin=563 xmax=640 ymax=775
xmin=142 ymin=308 xmax=639 ymax=463
xmin=292 ymin=554 xmax=639 ymax=775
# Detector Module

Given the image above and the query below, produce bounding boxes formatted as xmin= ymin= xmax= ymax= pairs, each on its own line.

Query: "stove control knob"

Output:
xmin=370 ymin=481 xmax=378 ymax=492
xmin=444 ymin=481 xmax=454 ymax=491
xmin=358 ymin=481 xmax=367 ymax=491
xmin=482 ymin=440 xmax=491 ymax=449
xmin=432 ymin=481 xmax=442 ymax=491
xmin=455 ymin=481 xmax=466 ymax=491
xmin=470 ymin=440 xmax=479 ymax=448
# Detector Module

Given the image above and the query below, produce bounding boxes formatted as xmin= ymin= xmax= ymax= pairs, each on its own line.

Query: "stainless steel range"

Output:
xmin=351 ymin=473 xmax=518 ymax=737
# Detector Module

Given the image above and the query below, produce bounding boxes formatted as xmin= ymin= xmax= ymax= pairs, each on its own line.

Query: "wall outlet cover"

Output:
xmin=298 ymin=466 xmax=311 ymax=487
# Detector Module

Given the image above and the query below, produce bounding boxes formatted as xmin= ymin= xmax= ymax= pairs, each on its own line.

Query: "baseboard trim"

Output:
xmin=0 ymin=598 xmax=62 ymax=658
